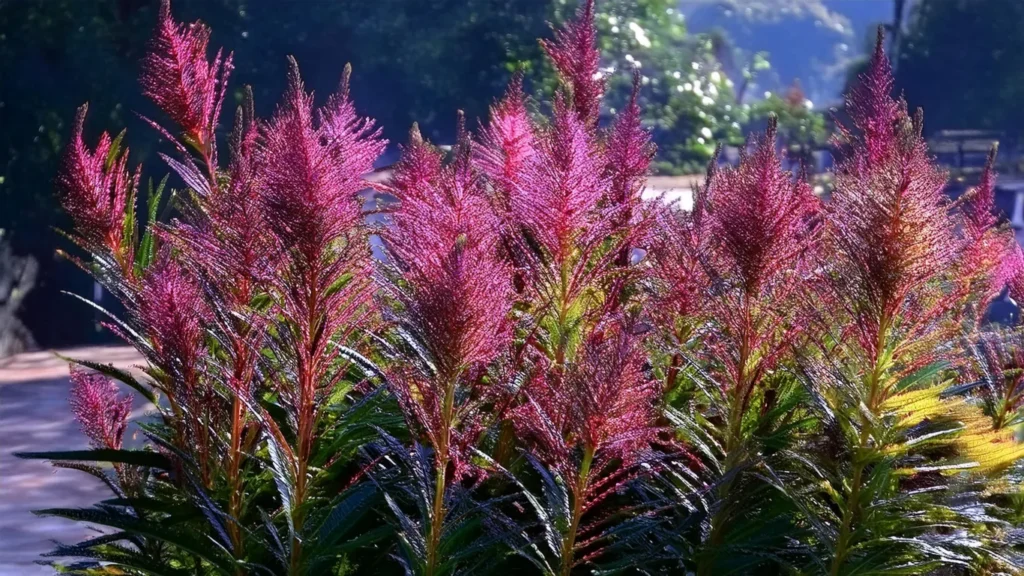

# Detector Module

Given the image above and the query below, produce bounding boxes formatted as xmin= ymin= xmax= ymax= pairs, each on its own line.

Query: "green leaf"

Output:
xmin=136 ymin=175 xmax=168 ymax=273
xmin=16 ymin=449 xmax=172 ymax=469
xmin=317 ymin=482 xmax=378 ymax=546
xmin=897 ymin=360 xmax=950 ymax=392
xmin=105 ymin=129 xmax=126 ymax=171
xmin=55 ymin=352 xmax=160 ymax=405
xmin=122 ymin=182 xmax=138 ymax=263
xmin=264 ymin=428 xmax=297 ymax=541
xmin=34 ymin=507 xmax=236 ymax=573
xmin=61 ymin=291 xmax=149 ymax=346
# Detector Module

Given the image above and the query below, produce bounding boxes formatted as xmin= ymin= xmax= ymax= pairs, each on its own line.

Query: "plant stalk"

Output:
xmin=699 ymin=306 xmax=754 ymax=576
xmin=560 ymin=445 xmax=595 ymax=576
xmin=227 ymin=394 xmax=246 ymax=562
xmin=426 ymin=375 xmax=457 ymax=576
xmin=830 ymin=317 xmax=890 ymax=575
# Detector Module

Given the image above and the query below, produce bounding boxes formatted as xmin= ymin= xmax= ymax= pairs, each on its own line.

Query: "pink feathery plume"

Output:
xmin=512 ymin=320 xmax=660 ymax=507
xmin=963 ymin=148 xmax=999 ymax=236
xmin=69 ymin=367 xmax=132 ymax=451
xmin=513 ymin=96 xmax=609 ymax=265
xmin=383 ymin=123 xmax=513 ymax=475
xmin=997 ymin=242 xmax=1024 ymax=306
xmin=137 ymin=251 xmax=208 ymax=391
xmin=259 ymin=59 xmax=385 ymax=267
xmin=604 ymin=72 xmax=656 ymax=278
xmin=165 ymin=90 xmax=271 ymax=397
xmin=135 ymin=251 xmax=220 ymax=481
xmin=649 ymin=201 xmax=711 ymax=328
xmin=141 ymin=0 xmax=233 ymax=151
xmin=171 ymin=89 xmax=273 ymax=307
xmin=687 ymin=122 xmax=819 ymax=408
xmin=957 ymin=148 xmax=1019 ymax=309
xmin=474 ymin=73 xmax=536 ymax=212
xmin=837 ymin=28 xmax=901 ymax=169
xmin=604 ymin=72 xmax=655 ymax=211
xmin=974 ymin=329 xmax=1024 ymax=430
xmin=387 ymin=124 xmax=444 ymax=202
xmin=257 ymin=59 xmax=383 ymax=453
xmin=827 ymin=31 xmax=955 ymax=361
xmin=322 ymin=64 xmax=387 ymax=186
xmin=709 ymin=118 xmax=819 ymax=298
xmin=648 ymin=202 xmax=712 ymax=395
xmin=541 ymin=0 xmax=604 ymax=128
xmin=55 ymin=105 xmax=140 ymax=271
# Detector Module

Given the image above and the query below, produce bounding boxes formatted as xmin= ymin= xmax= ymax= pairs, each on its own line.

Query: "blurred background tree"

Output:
xmin=587 ymin=0 xmax=747 ymax=175
xmin=5 ymin=0 xmax=1019 ymax=350
xmin=748 ymin=81 xmax=827 ymax=167
xmin=0 ymin=0 xmax=552 ymax=348
xmin=895 ymin=0 xmax=1024 ymax=137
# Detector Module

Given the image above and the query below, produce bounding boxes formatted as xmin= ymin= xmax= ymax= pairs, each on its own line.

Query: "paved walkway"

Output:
xmin=0 ymin=347 xmax=145 ymax=575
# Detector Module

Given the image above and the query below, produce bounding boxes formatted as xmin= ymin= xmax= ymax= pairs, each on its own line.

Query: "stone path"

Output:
xmin=0 ymin=347 xmax=145 ymax=575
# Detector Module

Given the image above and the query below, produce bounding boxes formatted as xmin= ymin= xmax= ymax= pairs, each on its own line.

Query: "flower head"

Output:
xmin=708 ymin=118 xmax=818 ymax=297
xmin=141 ymin=0 xmax=232 ymax=148
xmin=604 ymin=73 xmax=655 ymax=211
xmin=137 ymin=251 xmax=208 ymax=388
xmin=957 ymin=148 xmax=1019 ymax=309
xmin=963 ymin=148 xmax=999 ymax=236
xmin=164 ymin=91 xmax=272 ymax=398
xmin=541 ymin=0 xmax=604 ymax=128
xmin=474 ymin=73 xmax=536 ymax=211
xmin=513 ymin=96 xmax=608 ymax=263
xmin=383 ymin=124 xmax=513 ymax=472
xmin=827 ymin=31 xmax=956 ymax=360
xmin=975 ymin=329 xmax=1024 ymax=429
xmin=649 ymin=205 xmax=711 ymax=328
xmin=55 ymin=105 xmax=139 ymax=265
xmin=69 ymin=367 xmax=132 ymax=450
xmin=990 ymin=240 xmax=1024 ymax=314
xmin=258 ymin=60 xmax=385 ymax=264
xmin=171 ymin=89 xmax=274 ymax=307
xmin=513 ymin=320 xmax=660 ymax=487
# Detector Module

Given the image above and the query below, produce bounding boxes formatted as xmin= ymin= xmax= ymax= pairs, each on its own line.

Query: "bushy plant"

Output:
xmin=18 ymin=2 xmax=1024 ymax=574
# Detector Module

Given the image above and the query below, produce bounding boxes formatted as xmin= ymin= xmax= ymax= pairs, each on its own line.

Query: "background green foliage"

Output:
xmin=896 ymin=0 xmax=1024 ymax=136
xmin=588 ymin=0 xmax=745 ymax=175
xmin=4 ymin=0 xmax=1023 ymax=349
xmin=1 ymin=0 xmax=554 ymax=347
xmin=748 ymin=83 xmax=828 ymax=166
xmin=3 ymin=0 xmax=742 ymax=347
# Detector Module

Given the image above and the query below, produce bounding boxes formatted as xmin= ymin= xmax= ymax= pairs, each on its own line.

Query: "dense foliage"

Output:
xmin=18 ymin=2 xmax=1024 ymax=574
xmin=1 ymin=0 xmax=752 ymax=350
xmin=0 ymin=0 xmax=553 ymax=348
xmin=896 ymin=0 xmax=1024 ymax=137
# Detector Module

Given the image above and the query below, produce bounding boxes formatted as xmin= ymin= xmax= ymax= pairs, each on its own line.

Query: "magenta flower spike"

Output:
xmin=708 ymin=119 xmax=818 ymax=300
xmin=138 ymin=251 xmax=208 ymax=396
xmin=976 ymin=329 xmax=1024 ymax=430
xmin=69 ymin=368 xmax=133 ymax=451
xmin=474 ymin=74 xmax=536 ymax=212
xmin=383 ymin=123 xmax=513 ymax=468
xmin=540 ymin=0 xmax=603 ymax=128
xmin=380 ymin=120 xmax=515 ymax=575
xmin=55 ymin=106 xmax=140 ymax=273
xmin=259 ymin=61 xmax=384 ymax=269
xmin=513 ymin=96 xmax=609 ymax=267
xmin=604 ymin=73 xmax=656 ymax=211
xmin=957 ymin=148 xmax=1020 ymax=310
xmin=141 ymin=0 xmax=232 ymax=152
xmin=511 ymin=320 xmax=661 ymax=572
xmin=827 ymin=31 xmax=958 ymax=361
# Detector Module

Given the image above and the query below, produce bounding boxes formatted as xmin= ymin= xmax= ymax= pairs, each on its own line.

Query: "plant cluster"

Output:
xmin=20 ymin=2 xmax=1024 ymax=574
